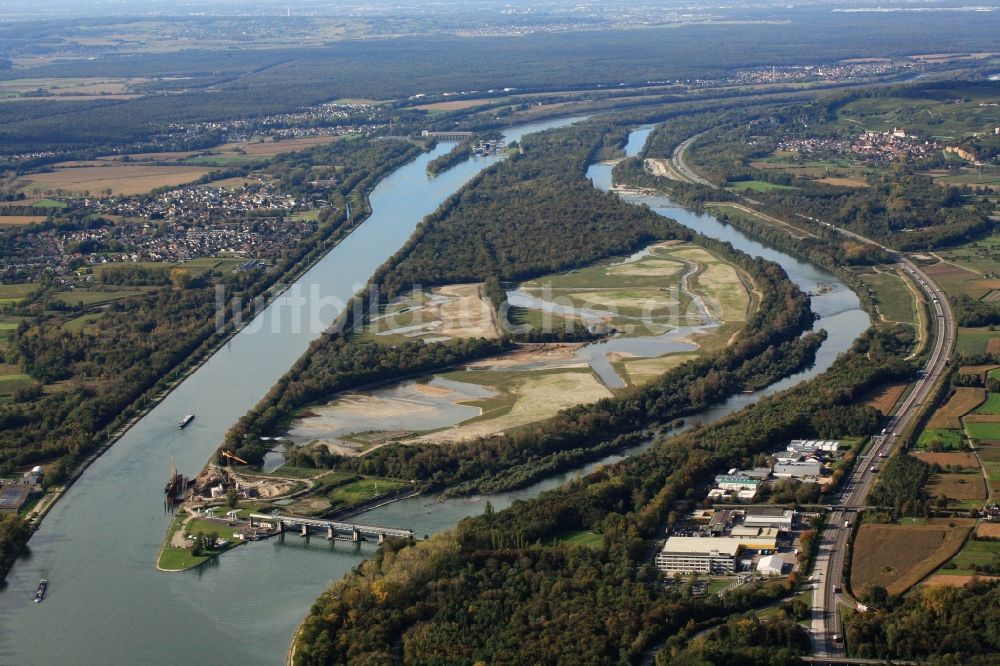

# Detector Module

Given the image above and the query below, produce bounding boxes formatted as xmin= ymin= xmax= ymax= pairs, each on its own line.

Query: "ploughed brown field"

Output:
xmin=976 ymin=523 xmax=1000 ymax=538
xmin=926 ymin=387 xmax=986 ymax=429
xmin=924 ymin=574 xmax=1000 ymax=588
xmin=925 ymin=473 xmax=987 ymax=501
xmin=19 ymin=164 xmax=213 ymax=196
xmin=913 ymin=451 xmax=980 ymax=469
xmin=864 ymin=382 xmax=908 ymax=415
xmin=851 ymin=522 xmax=972 ymax=596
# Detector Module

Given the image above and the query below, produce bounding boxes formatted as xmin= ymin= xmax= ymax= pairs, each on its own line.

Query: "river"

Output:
xmin=0 ymin=122 xmax=869 ymax=666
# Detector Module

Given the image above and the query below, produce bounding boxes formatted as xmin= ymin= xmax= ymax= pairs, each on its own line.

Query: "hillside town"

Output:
xmin=777 ymin=127 xmax=941 ymax=165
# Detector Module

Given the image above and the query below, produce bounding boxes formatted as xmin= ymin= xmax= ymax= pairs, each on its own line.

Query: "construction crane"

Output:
xmin=221 ymin=450 xmax=248 ymax=466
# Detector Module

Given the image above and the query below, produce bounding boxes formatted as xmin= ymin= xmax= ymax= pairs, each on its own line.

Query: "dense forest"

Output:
xmin=845 ymin=581 xmax=1000 ymax=663
xmin=4 ymin=12 xmax=1000 ymax=153
xmin=293 ymin=328 xmax=913 ymax=665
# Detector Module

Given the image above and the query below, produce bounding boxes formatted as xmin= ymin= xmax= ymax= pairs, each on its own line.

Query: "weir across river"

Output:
xmin=248 ymin=513 xmax=415 ymax=542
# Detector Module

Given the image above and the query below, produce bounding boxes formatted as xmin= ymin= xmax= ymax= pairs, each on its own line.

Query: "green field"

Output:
xmin=966 ymin=422 xmax=1000 ymax=441
xmin=860 ymin=270 xmax=918 ymax=325
xmin=553 ymin=530 xmax=604 ymax=548
xmin=183 ymin=154 xmax=263 ymax=167
xmin=326 ymin=478 xmax=408 ymax=508
xmin=62 ymin=312 xmax=103 ymax=333
xmin=917 ymin=428 xmax=965 ymax=450
xmin=156 ymin=513 xmax=242 ymax=571
xmin=724 ymin=179 xmax=799 ymax=192
xmin=957 ymin=328 xmax=999 ymax=356
xmin=975 ymin=393 xmax=1000 ymax=415
xmin=30 ymin=198 xmax=68 ymax=209
xmin=0 ymin=283 xmax=39 ymax=307
xmin=940 ymin=539 xmax=1000 ymax=576
xmin=50 ymin=288 xmax=149 ymax=307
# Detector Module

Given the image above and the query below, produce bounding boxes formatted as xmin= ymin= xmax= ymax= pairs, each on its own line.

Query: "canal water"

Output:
xmin=0 ymin=116 xmax=583 ymax=666
xmin=0 ymin=122 xmax=869 ymax=666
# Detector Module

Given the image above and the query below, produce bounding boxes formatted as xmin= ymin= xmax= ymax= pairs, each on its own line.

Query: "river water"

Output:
xmin=0 ymin=122 xmax=868 ymax=665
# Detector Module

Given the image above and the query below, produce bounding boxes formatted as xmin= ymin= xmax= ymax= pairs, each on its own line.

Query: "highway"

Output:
xmin=669 ymin=135 xmax=956 ymax=656
xmin=807 ymin=227 xmax=954 ymax=656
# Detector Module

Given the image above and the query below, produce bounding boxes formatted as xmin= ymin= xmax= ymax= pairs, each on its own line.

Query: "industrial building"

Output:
xmin=773 ymin=460 xmax=823 ymax=480
xmin=787 ymin=439 xmax=840 ymax=454
xmin=744 ymin=508 xmax=795 ymax=531
xmin=713 ymin=475 xmax=762 ymax=492
xmin=655 ymin=537 xmax=742 ymax=575
xmin=757 ymin=553 xmax=793 ymax=576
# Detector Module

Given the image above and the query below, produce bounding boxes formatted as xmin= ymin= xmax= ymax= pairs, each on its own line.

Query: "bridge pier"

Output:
xmin=327 ymin=526 xmax=334 ymax=541
xmin=352 ymin=529 xmax=360 ymax=542
xmin=301 ymin=523 xmax=308 ymax=537
xmin=378 ymin=533 xmax=385 ymax=545
xmin=276 ymin=520 xmax=284 ymax=534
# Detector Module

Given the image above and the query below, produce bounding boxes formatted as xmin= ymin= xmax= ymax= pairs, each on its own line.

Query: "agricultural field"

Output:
xmin=925 ymin=472 xmax=987 ymax=504
xmin=937 ymin=537 xmax=1000 ymax=576
xmin=0 ymin=215 xmax=47 ymax=227
xmin=0 ymin=363 xmax=35 ymax=399
xmin=925 ymin=166 xmax=1000 ymax=191
xmin=860 ymin=269 xmax=919 ymax=326
xmin=723 ymin=179 xmax=799 ymax=192
xmin=965 ymin=420 xmax=1000 ymax=441
xmin=414 ymin=98 xmax=497 ymax=111
xmin=975 ymin=393 xmax=1000 ymax=415
xmin=916 ymin=428 xmax=965 ymax=451
xmin=977 ymin=442 xmax=1000 ymax=497
xmin=850 ymin=521 xmax=972 ymax=596
xmin=926 ymin=387 xmax=985 ymax=429
xmin=750 ymin=153 xmax=873 ymax=183
xmin=0 ymin=77 xmax=148 ymax=102
xmin=834 ymin=84 xmax=1000 ymax=139
xmin=913 ymin=451 xmax=981 ymax=470
xmin=934 ymin=233 xmax=1000 ymax=278
xmin=50 ymin=288 xmax=150 ymax=307
xmin=923 ymin=262 xmax=996 ymax=300
xmin=956 ymin=327 xmax=1000 ymax=356
xmin=958 ymin=364 xmax=999 ymax=384
xmin=360 ymin=283 xmax=500 ymax=345
xmin=18 ymin=164 xmax=214 ymax=197
xmin=0 ymin=283 xmax=39 ymax=307
xmin=863 ymin=382 xmax=908 ymax=416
